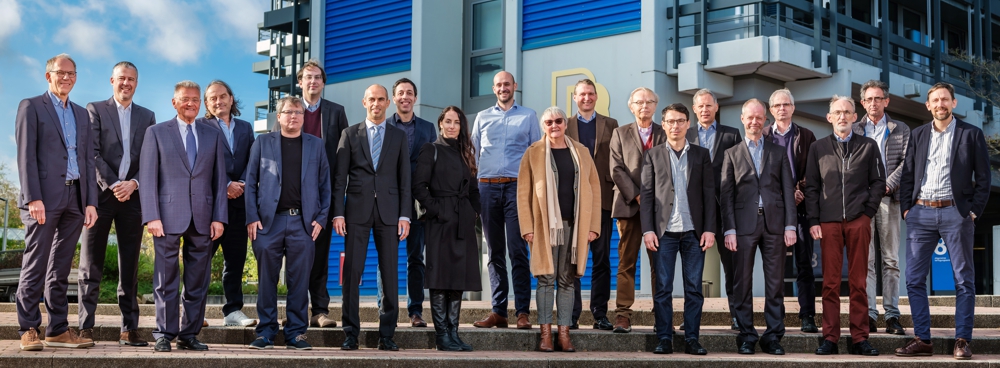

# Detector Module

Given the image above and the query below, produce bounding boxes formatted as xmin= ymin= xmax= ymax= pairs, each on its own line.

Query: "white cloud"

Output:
xmin=55 ymin=19 xmax=114 ymax=58
xmin=0 ymin=0 xmax=22 ymax=46
xmin=19 ymin=55 xmax=38 ymax=69
xmin=209 ymin=0 xmax=266 ymax=42
xmin=120 ymin=0 xmax=205 ymax=64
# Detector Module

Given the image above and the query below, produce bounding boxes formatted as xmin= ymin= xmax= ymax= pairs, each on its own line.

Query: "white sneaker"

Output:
xmin=224 ymin=310 xmax=257 ymax=327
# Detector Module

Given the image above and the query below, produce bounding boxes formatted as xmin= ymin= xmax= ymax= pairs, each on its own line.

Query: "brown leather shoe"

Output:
xmin=557 ymin=325 xmax=575 ymax=352
xmin=310 ymin=313 xmax=338 ymax=327
xmin=79 ymin=328 xmax=94 ymax=341
xmin=411 ymin=315 xmax=427 ymax=327
xmin=20 ymin=327 xmax=43 ymax=351
xmin=538 ymin=324 xmax=553 ymax=352
xmin=895 ymin=337 xmax=933 ymax=356
xmin=473 ymin=312 xmax=508 ymax=328
xmin=119 ymin=330 xmax=149 ymax=347
xmin=516 ymin=313 xmax=531 ymax=330
xmin=613 ymin=315 xmax=632 ymax=333
xmin=954 ymin=338 xmax=972 ymax=360
xmin=203 ymin=319 xmax=209 ymax=327
xmin=44 ymin=329 xmax=93 ymax=348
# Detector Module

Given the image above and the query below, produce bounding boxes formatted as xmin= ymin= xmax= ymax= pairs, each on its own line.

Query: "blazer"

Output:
xmin=245 ymin=132 xmax=331 ymax=233
xmin=319 ymin=99 xmax=350 ymax=180
xmin=202 ymin=117 xmax=256 ymax=209
xmin=566 ymin=113 xmax=619 ymax=211
xmin=720 ymin=140 xmax=796 ymax=235
xmin=899 ymin=118 xmax=991 ymax=218
xmin=639 ymin=143 xmax=716 ymax=236
xmin=15 ymin=92 xmax=98 ymax=211
xmin=687 ymin=122 xmax=742 ymax=233
xmin=852 ymin=114 xmax=910 ymax=199
xmin=609 ymin=122 xmax=667 ymax=219
xmin=138 ymin=118 xmax=228 ymax=235
xmin=387 ymin=113 xmax=437 ymax=178
xmin=332 ymin=122 xmax=412 ymax=226
xmin=87 ymin=97 xmax=156 ymax=197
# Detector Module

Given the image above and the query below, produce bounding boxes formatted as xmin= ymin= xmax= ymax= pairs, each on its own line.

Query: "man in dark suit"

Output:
xmin=245 ymin=96 xmax=331 ymax=350
xmin=720 ymin=99 xmax=796 ymax=355
xmin=78 ymin=61 xmax=156 ymax=347
xmin=297 ymin=59 xmax=349 ymax=328
xmin=895 ymin=82 xmax=991 ymax=360
xmin=377 ymin=77 xmax=436 ymax=327
xmin=202 ymin=80 xmax=257 ymax=327
xmin=15 ymin=53 xmax=98 ymax=351
xmin=139 ymin=81 xmax=228 ymax=352
xmin=639 ymin=103 xmax=715 ymax=355
xmin=332 ymin=84 xmax=411 ymax=351
xmin=686 ymin=88 xmax=742 ymax=331
xmin=565 ymin=78 xmax=618 ymax=330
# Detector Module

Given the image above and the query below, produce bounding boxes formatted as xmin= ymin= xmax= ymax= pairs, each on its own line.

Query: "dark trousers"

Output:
xmin=573 ymin=209 xmax=612 ymax=321
xmin=309 ymin=222 xmax=332 ymax=316
xmin=375 ymin=218 xmax=426 ymax=317
xmin=152 ymin=221 xmax=214 ymax=341
xmin=904 ymin=205 xmax=976 ymax=340
xmin=17 ymin=184 xmax=84 ymax=337
xmin=253 ymin=213 xmax=314 ymax=341
xmin=479 ymin=182 xmax=531 ymax=317
xmin=211 ymin=199 xmax=248 ymax=316
xmin=716 ymin=226 xmax=737 ymax=319
xmin=733 ymin=214 xmax=786 ymax=345
xmin=341 ymin=202 xmax=399 ymax=338
xmin=652 ymin=231 xmax=703 ymax=342
xmin=819 ymin=215 xmax=871 ymax=344
xmin=78 ymin=193 xmax=143 ymax=332
xmin=792 ymin=213 xmax=817 ymax=319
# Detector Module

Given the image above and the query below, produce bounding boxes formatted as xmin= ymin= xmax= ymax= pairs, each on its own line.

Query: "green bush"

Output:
xmin=208 ymin=281 xmax=225 ymax=296
xmin=98 ymin=279 xmax=154 ymax=304
xmin=242 ymin=283 xmax=258 ymax=295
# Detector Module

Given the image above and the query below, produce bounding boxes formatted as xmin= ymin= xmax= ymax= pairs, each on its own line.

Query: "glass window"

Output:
xmin=470 ymin=53 xmax=503 ymax=98
xmin=472 ymin=0 xmax=502 ymax=51
xmin=465 ymin=0 xmax=505 ymax=106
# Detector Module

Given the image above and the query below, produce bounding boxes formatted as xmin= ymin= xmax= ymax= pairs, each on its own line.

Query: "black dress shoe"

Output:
xmin=593 ymin=317 xmax=613 ymax=330
xmin=653 ymin=339 xmax=673 ymax=354
xmin=851 ymin=340 xmax=879 ymax=356
xmin=341 ymin=335 xmax=359 ymax=350
xmin=678 ymin=322 xmax=684 ymax=330
xmin=869 ymin=317 xmax=877 ymax=333
xmin=815 ymin=339 xmax=839 ymax=355
xmin=731 ymin=317 xmax=739 ymax=331
xmin=885 ymin=317 xmax=905 ymax=335
xmin=685 ymin=339 xmax=707 ymax=355
xmin=154 ymin=337 xmax=171 ymax=352
xmin=801 ymin=317 xmax=819 ymax=333
xmin=378 ymin=337 xmax=399 ymax=351
xmin=569 ymin=320 xmax=579 ymax=330
xmin=738 ymin=341 xmax=755 ymax=354
xmin=761 ymin=340 xmax=785 ymax=355
xmin=176 ymin=337 xmax=208 ymax=351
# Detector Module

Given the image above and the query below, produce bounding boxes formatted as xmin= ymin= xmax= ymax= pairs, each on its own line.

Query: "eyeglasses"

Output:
xmin=631 ymin=100 xmax=657 ymax=106
xmin=771 ymin=102 xmax=792 ymax=109
xmin=50 ymin=71 xmax=77 ymax=78
xmin=176 ymin=97 xmax=199 ymax=104
xmin=543 ymin=118 xmax=565 ymax=126
xmin=280 ymin=110 xmax=304 ymax=115
xmin=662 ymin=119 xmax=688 ymax=126
xmin=829 ymin=110 xmax=855 ymax=117
xmin=862 ymin=96 xmax=887 ymax=104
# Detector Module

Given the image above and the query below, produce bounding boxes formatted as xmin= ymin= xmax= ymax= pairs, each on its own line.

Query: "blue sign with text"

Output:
xmin=931 ymin=238 xmax=956 ymax=292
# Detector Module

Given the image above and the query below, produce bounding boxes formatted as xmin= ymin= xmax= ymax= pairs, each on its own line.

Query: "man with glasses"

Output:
xmin=852 ymin=80 xmax=909 ymax=336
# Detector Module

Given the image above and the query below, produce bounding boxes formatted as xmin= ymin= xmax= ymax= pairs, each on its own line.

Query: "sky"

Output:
xmin=0 ymin=0 xmax=269 ymax=185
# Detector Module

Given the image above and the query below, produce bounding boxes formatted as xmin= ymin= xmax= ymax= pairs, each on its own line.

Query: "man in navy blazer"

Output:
xmin=139 ymin=81 xmax=228 ymax=352
xmin=15 ymin=54 xmax=98 ymax=351
xmin=332 ymin=84 xmax=412 ymax=351
xmin=201 ymin=80 xmax=257 ymax=327
xmin=895 ymin=82 xmax=991 ymax=360
xmin=245 ymin=96 xmax=331 ymax=350
xmin=78 ymin=61 xmax=156 ymax=347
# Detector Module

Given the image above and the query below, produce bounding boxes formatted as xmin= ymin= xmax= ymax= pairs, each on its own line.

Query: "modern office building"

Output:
xmin=253 ymin=0 xmax=313 ymax=132
xmin=266 ymin=0 xmax=1000 ymax=300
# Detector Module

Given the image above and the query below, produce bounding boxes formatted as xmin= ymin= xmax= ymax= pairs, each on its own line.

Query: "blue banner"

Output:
xmin=931 ymin=238 xmax=956 ymax=292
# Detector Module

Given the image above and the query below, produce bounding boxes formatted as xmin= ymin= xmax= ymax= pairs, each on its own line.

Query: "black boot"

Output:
xmin=431 ymin=290 xmax=460 ymax=351
xmin=447 ymin=290 xmax=472 ymax=351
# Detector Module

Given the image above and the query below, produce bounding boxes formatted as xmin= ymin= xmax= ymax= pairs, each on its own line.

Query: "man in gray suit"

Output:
xmin=15 ymin=53 xmax=98 ymax=351
xmin=245 ymin=96 xmax=331 ymax=350
xmin=139 ymin=81 xmax=228 ymax=352
xmin=78 ymin=61 xmax=156 ymax=347
xmin=720 ymin=99 xmax=797 ymax=355
xmin=853 ymin=80 xmax=909 ymax=335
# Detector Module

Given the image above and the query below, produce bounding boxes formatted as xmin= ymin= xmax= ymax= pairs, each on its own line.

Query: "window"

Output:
xmin=465 ymin=0 xmax=504 ymax=109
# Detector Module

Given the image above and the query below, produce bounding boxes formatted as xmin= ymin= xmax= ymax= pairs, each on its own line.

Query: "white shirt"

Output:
xmin=112 ymin=99 xmax=133 ymax=188
xmin=918 ymin=117 xmax=955 ymax=201
xmin=177 ymin=116 xmax=199 ymax=150
xmin=863 ymin=114 xmax=889 ymax=173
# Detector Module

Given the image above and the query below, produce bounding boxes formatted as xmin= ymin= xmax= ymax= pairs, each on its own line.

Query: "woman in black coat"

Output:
xmin=412 ymin=106 xmax=482 ymax=352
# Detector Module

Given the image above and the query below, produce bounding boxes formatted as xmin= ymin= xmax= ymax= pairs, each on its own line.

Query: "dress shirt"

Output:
xmin=918 ymin=117 xmax=955 ymax=201
xmin=697 ymin=121 xmax=717 ymax=160
xmin=666 ymin=142 xmax=694 ymax=232
xmin=304 ymin=97 xmax=321 ymax=113
xmin=389 ymin=113 xmax=416 ymax=151
xmin=48 ymin=91 xmax=80 ymax=180
xmin=637 ymin=123 xmax=653 ymax=146
xmin=471 ymin=102 xmax=540 ymax=178
xmin=177 ymin=117 xmax=199 ymax=150
xmin=111 ymin=99 xmax=133 ymax=188
xmin=577 ymin=111 xmax=595 ymax=124
xmin=216 ymin=117 xmax=236 ymax=153
xmin=862 ymin=114 xmax=888 ymax=172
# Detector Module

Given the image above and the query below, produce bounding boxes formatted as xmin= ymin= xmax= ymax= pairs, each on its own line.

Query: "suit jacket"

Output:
xmin=387 ymin=113 xmax=437 ymax=178
xmin=639 ymin=143 xmax=716 ymax=236
xmin=566 ymin=113 xmax=619 ymax=211
xmin=609 ymin=122 xmax=667 ymax=219
xmin=139 ymin=118 xmax=228 ymax=235
xmin=852 ymin=113 xmax=910 ymax=199
xmin=332 ymin=122 xmax=412 ymax=225
xmin=202 ymin=117 xmax=256 ymax=209
xmin=245 ymin=132 xmax=331 ymax=233
xmin=15 ymin=92 xmax=97 ymax=211
xmin=899 ymin=118 xmax=991 ymax=218
xmin=720 ymin=140 xmax=796 ymax=235
xmin=687 ymin=122 xmax=741 ymax=233
xmin=88 ymin=97 xmax=156 ymax=200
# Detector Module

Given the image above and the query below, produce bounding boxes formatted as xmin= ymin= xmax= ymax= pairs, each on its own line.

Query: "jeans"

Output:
xmin=867 ymin=197 xmax=901 ymax=320
xmin=792 ymin=213 xmax=816 ymax=319
xmin=479 ymin=182 xmax=531 ymax=317
xmin=652 ymin=231 xmax=704 ymax=342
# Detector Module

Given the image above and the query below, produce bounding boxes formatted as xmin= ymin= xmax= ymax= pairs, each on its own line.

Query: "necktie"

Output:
xmin=371 ymin=125 xmax=382 ymax=170
xmin=186 ymin=124 xmax=197 ymax=168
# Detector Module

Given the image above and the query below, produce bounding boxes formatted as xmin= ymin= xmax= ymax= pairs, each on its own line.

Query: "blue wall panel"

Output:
xmin=522 ymin=0 xmax=641 ymax=51
xmin=325 ymin=0 xmax=412 ymax=84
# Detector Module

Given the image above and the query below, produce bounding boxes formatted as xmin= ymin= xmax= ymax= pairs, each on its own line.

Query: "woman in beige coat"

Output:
xmin=517 ymin=106 xmax=601 ymax=352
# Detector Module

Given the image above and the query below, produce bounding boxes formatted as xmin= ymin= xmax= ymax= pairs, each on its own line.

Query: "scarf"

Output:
xmin=543 ymin=137 xmax=582 ymax=263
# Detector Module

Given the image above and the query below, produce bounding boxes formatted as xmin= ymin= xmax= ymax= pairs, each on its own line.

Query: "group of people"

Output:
xmin=12 ymin=53 xmax=991 ymax=360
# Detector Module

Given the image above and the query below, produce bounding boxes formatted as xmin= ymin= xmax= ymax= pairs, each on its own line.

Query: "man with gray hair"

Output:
xmin=804 ymin=95 xmax=884 ymax=356
xmin=853 ymin=79 xmax=909 ymax=336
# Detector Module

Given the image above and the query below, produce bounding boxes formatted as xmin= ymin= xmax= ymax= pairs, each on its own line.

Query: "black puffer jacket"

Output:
xmin=804 ymin=134 xmax=885 ymax=226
